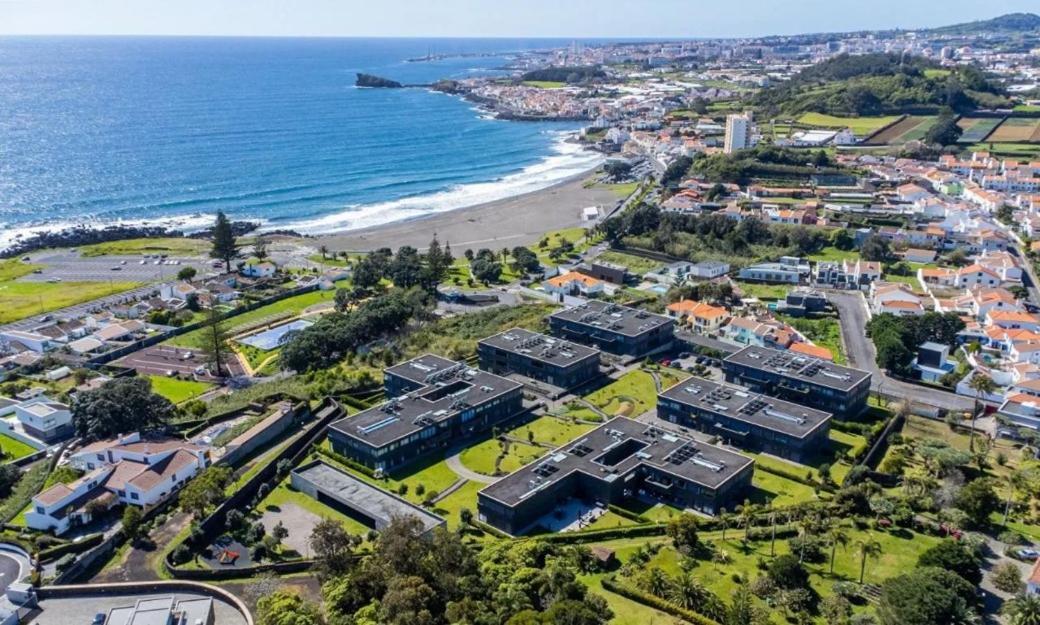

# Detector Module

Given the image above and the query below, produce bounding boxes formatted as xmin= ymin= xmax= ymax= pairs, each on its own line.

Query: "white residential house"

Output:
xmin=871 ymin=282 xmax=924 ymax=317
xmin=26 ymin=433 xmax=211 ymax=535
xmin=159 ymin=282 xmax=197 ymax=303
xmin=241 ymin=260 xmax=277 ymax=278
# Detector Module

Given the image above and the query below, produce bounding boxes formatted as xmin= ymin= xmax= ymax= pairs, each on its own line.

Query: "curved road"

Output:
xmin=827 ymin=290 xmax=974 ymax=413
xmin=0 ymin=551 xmax=24 ymax=593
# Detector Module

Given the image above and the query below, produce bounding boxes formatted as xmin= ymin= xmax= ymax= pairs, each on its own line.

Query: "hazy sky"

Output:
xmin=2 ymin=0 xmax=1038 ymax=38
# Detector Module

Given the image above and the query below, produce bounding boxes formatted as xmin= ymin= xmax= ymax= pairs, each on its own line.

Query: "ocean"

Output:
xmin=0 ymin=36 xmax=602 ymax=247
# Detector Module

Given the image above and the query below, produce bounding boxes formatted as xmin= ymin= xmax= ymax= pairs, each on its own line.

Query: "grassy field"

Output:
xmin=522 ymin=80 xmax=566 ymax=89
xmin=584 ymin=371 xmax=658 ymax=418
xmin=0 ymin=434 xmax=38 ymax=460
xmin=0 ymin=276 xmax=145 ymax=324
xmin=258 ymin=477 xmax=371 ymax=535
xmin=777 ymin=314 xmax=846 ymax=364
xmin=965 ymin=142 xmax=1040 ymax=159
xmin=807 ymin=246 xmax=859 ymax=263
xmin=988 ymin=117 xmax=1040 ymax=143
xmin=733 ymin=280 xmax=791 ymax=301
xmin=865 ymin=115 xmax=936 ymax=146
xmin=167 ymin=289 xmax=333 ymax=348
xmin=79 ymin=237 xmax=211 ymax=257
xmin=147 ymin=375 xmax=213 ymax=403
xmin=594 ymin=250 xmax=663 ymax=275
xmin=796 ymin=113 xmax=900 ymax=136
xmin=460 ymin=416 xmax=597 ymax=476
xmin=600 ymin=182 xmax=640 ymax=198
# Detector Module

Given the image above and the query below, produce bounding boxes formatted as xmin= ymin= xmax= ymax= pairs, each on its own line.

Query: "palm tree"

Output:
xmin=968 ymin=373 xmax=995 ymax=451
xmin=669 ymin=572 xmax=709 ymax=611
xmin=855 ymin=539 xmax=882 ymax=584
xmin=1004 ymin=593 xmax=1040 ymax=625
xmin=719 ymin=507 xmax=729 ymax=541
xmin=318 ymin=244 xmax=328 ymax=261
xmin=738 ymin=499 xmax=755 ymax=543
xmin=828 ymin=525 xmax=849 ymax=575
xmin=642 ymin=567 xmax=670 ymax=599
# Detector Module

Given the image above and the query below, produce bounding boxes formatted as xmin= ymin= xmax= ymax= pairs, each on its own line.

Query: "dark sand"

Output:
xmin=315 ymin=175 xmax=623 ymax=252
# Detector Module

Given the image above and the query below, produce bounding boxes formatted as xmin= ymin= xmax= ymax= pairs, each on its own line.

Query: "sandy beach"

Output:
xmin=316 ymin=173 xmax=623 ymax=252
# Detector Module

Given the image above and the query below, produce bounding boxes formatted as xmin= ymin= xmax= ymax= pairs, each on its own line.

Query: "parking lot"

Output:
xmin=114 ymin=344 xmax=245 ymax=378
xmin=17 ymin=250 xmax=214 ymax=284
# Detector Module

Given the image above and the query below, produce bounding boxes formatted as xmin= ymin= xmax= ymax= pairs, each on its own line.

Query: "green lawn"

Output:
xmin=522 ymin=80 xmax=566 ymax=89
xmin=167 ymin=289 xmax=334 ymax=348
xmin=585 ymin=371 xmax=658 ymax=418
xmin=147 ymin=375 xmax=213 ymax=403
xmin=0 ymin=278 xmax=145 ymax=324
xmin=807 ymin=246 xmax=859 ymax=263
xmin=750 ymin=468 xmax=819 ymax=508
xmin=733 ymin=281 xmax=790 ymax=301
xmin=0 ymin=434 xmax=38 ymax=461
xmin=460 ymin=416 xmax=597 ymax=476
xmin=796 ymin=113 xmax=900 ymax=136
xmin=258 ymin=478 xmax=371 ymax=535
xmin=594 ymin=251 xmax=664 ymax=275
xmin=428 ymin=480 xmax=483 ymax=530
xmin=320 ymin=445 xmax=461 ymax=507
xmin=79 ymin=237 xmax=211 ymax=257
xmin=776 ymin=314 xmax=847 ymax=364
xmin=600 ymin=182 xmax=640 ymax=198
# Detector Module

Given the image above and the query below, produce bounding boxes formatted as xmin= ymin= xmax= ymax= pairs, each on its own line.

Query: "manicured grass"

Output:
xmin=578 ymin=572 xmax=674 ymax=625
xmin=147 ymin=375 xmax=213 ymax=403
xmin=167 ymin=289 xmax=334 ymax=348
xmin=307 ymin=254 xmax=350 ymax=267
xmin=733 ymin=281 xmax=790 ymax=301
xmin=0 ymin=434 xmax=38 ymax=461
xmin=320 ymin=444 xmax=461 ymax=507
xmin=776 ymin=314 xmax=847 ymax=364
xmin=0 ymin=279 xmax=145 ymax=324
xmin=428 ymin=480 xmax=482 ymax=530
xmin=460 ymin=416 xmax=597 ymax=476
xmin=750 ymin=469 xmax=819 ymax=508
xmin=796 ymin=113 xmax=900 ymax=136
xmin=79 ymin=237 xmax=211 ymax=257
xmin=585 ymin=510 xmax=638 ymax=531
xmin=655 ymin=367 xmax=691 ymax=390
xmin=0 ymin=260 xmax=40 ymax=281
xmin=601 ymin=182 xmax=640 ymax=198
xmin=595 ymin=250 xmax=664 ymax=275
xmin=585 ymin=371 xmax=658 ymax=418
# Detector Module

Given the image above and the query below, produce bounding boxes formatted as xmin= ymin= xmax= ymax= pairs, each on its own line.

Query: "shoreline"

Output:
xmin=315 ymin=167 xmax=620 ymax=252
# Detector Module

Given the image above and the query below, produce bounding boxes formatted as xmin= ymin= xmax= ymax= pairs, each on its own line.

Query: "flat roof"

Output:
xmin=480 ymin=417 xmax=752 ymax=508
xmin=329 ymin=360 xmax=522 ymax=448
xmin=479 ymin=328 xmax=600 ymax=367
xmin=659 ymin=378 xmax=831 ymax=439
xmin=384 ymin=354 xmax=461 ymax=387
xmin=549 ymin=300 xmax=673 ymax=338
xmin=724 ymin=345 xmax=871 ymax=392
xmin=294 ymin=461 xmax=444 ymax=532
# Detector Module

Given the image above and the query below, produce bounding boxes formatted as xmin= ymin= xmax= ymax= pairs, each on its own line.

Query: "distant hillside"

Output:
xmin=520 ymin=66 xmax=605 ymax=84
xmin=925 ymin=12 xmax=1040 ymax=35
xmin=753 ymin=53 xmax=1008 ymax=117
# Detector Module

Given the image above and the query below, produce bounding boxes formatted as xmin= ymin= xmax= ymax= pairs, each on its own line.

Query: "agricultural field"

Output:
xmin=863 ymin=115 xmax=937 ymax=146
xmin=796 ymin=112 xmax=900 ymax=136
xmin=521 ymin=80 xmax=566 ymax=89
xmin=987 ymin=116 xmax=1040 ymax=143
xmin=964 ymin=142 xmax=1040 ymax=160
xmin=956 ymin=117 xmax=1003 ymax=143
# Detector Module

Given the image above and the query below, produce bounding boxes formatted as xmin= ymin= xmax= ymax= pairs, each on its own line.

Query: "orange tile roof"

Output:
xmin=546 ymin=271 xmax=603 ymax=289
xmin=789 ymin=343 xmax=833 ymax=361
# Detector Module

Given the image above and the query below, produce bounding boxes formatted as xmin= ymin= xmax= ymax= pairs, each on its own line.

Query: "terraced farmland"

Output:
xmin=864 ymin=115 xmax=937 ymax=145
xmin=988 ymin=117 xmax=1040 ymax=143
xmin=956 ymin=117 xmax=1003 ymax=143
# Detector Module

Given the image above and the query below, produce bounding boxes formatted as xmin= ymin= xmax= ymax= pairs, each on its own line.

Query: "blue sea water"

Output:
xmin=0 ymin=37 xmax=602 ymax=245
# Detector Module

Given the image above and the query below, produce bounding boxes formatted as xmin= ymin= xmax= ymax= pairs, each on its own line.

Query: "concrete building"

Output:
xmin=548 ymin=300 xmax=674 ymax=359
xmin=100 ymin=596 xmax=214 ymax=625
xmin=328 ymin=356 xmax=524 ymax=472
xmin=478 ymin=328 xmax=602 ymax=392
xmin=657 ymin=379 xmax=831 ymax=463
xmin=478 ymin=417 xmax=754 ymax=535
xmin=723 ymin=345 xmax=871 ymax=418
xmin=291 ymin=460 xmax=445 ymax=534
xmin=724 ymin=112 xmax=753 ymax=154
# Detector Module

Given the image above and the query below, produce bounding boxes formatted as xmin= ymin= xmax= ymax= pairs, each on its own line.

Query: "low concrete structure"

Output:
xmin=291 ymin=460 xmax=445 ymax=534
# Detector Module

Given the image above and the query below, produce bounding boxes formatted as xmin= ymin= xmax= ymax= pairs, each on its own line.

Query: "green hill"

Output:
xmin=753 ymin=53 xmax=1008 ymax=117
xmin=925 ymin=12 xmax=1040 ymax=35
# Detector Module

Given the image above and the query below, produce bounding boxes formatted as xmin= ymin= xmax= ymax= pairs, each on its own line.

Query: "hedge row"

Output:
xmin=470 ymin=519 xmax=511 ymax=540
xmin=754 ymin=461 xmax=826 ymax=491
xmin=38 ymin=532 xmax=104 ymax=562
xmin=538 ymin=523 xmax=666 ymax=544
xmin=600 ymin=576 xmax=721 ymax=625
xmin=313 ymin=445 xmax=376 ymax=478
xmin=606 ymin=505 xmax=650 ymax=524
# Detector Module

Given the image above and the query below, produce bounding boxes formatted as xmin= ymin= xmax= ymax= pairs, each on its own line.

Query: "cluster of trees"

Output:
xmin=923 ymin=109 xmax=964 ymax=146
xmin=255 ymin=516 xmax=615 ymax=625
xmin=280 ymin=287 xmax=432 ymax=371
xmin=350 ymin=237 xmax=455 ymax=293
xmin=876 ymin=540 xmax=990 ymax=625
xmin=753 ymin=53 xmax=1007 ymax=116
xmin=602 ymin=204 xmax=829 ymax=263
xmin=691 ymin=146 xmax=836 ymax=184
xmin=865 ymin=312 xmax=965 ymax=376
xmin=71 ymin=377 xmax=176 ymax=441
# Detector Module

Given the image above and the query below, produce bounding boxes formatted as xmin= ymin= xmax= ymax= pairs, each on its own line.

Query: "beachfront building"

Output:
xmin=548 ymin=300 xmax=675 ymax=359
xmin=478 ymin=328 xmax=602 ymax=393
xmin=477 ymin=418 xmax=754 ymax=535
xmin=657 ymin=379 xmax=831 ymax=463
xmin=28 ymin=433 xmax=211 ymax=535
xmin=328 ymin=355 xmax=524 ymax=473
xmin=722 ymin=345 xmax=871 ymax=418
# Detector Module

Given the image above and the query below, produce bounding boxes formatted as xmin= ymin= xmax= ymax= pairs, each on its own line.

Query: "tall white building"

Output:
xmin=724 ymin=112 xmax=753 ymax=154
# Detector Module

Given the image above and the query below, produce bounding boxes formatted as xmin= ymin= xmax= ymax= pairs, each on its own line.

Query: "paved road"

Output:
xmin=0 ymin=550 xmax=25 ymax=593
xmin=826 ymin=290 xmax=975 ymax=413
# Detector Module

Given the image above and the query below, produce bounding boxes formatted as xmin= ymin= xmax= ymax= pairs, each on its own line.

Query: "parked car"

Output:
xmin=1016 ymin=548 xmax=1039 ymax=560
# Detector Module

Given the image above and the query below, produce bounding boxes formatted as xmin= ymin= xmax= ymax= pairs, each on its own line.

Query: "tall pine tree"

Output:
xmin=210 ymin=211 xmax=237 ymax=272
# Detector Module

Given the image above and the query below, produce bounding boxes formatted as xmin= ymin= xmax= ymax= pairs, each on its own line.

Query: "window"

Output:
xmin=130 ymin=492 xmax=139 ymax=500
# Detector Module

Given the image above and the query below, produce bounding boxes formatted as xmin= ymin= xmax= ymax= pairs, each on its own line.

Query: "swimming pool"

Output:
xmin=237 ymin=319 xmax=314 ymax=351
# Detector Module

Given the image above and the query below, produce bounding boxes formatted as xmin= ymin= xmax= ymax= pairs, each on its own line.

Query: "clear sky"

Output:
xmin=1 ymin=0 xmax=1038 ymax=38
